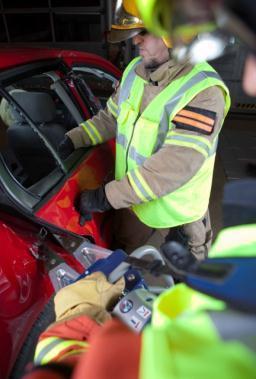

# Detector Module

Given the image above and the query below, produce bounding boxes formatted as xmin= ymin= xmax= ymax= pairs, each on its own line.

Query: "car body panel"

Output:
xmin=0 ymin=213 xmax=86 ymax=377
xmin=0 ymin=48 xmax=121 ymax=377
xmin=0 ymin=47 xmax=121 ymax=77
xmin=36 ymin=142 xmax=115 ymax=247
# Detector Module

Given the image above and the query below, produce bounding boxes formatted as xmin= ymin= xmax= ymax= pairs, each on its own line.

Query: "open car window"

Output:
xmin=0 ymin=68 xmax=89 ymax=204
xmin=73 ymin=66 xmax=118 ymax=107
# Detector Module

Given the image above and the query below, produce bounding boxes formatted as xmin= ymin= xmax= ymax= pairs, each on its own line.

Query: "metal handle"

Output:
xmin=129 ymin=245 xmax=165 ymax=262
xmin=130 ymin=245 xmax=174 ymax=294
xmin=108 ymin=245 xmax=174 ymax=293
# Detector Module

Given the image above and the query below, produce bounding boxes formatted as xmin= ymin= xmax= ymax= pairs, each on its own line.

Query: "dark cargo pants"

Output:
xmin=112 ymin=208 xmax=212 ymax=260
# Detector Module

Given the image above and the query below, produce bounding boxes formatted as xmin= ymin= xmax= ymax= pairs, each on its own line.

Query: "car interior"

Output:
xmin=0 ymin=72 xmax=81 ymax=188
xmin=0 ymin=63 xmax=118 ymax=215
xmin=7 ymin=91 xmax=66 ymax=184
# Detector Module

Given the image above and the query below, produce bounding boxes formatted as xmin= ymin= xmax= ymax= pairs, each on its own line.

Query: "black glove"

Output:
xmin=58 ymin=135 xmax=74 ymax=159
xmin=78 ymin=186 xmax=112 ymax=216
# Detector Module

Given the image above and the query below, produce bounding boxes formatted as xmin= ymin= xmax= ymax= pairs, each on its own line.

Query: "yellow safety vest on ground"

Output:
xmin=115 ymin=57 xmax=231 ymax=228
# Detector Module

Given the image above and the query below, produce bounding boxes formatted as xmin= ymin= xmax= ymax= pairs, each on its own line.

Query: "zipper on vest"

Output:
xmin=125 ymin=114 xmax=141 ymax=173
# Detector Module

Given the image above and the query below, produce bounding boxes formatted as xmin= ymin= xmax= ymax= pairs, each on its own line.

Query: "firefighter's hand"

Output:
xmin=54 ymin=272 xmax=125 ymax=324
xmin=78 ymin=186 xmax=112 ymax=215
xmin=58 ymin=135 xmax=75 ymax=159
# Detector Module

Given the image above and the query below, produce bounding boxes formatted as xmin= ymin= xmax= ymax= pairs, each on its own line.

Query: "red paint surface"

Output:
xmin=0 ymin=213 xmax=85 ymax=377
xmin=0 ymin=47 xmax=121 ymax=77
xmin=36 ymin=142 xmax=115 ymax=247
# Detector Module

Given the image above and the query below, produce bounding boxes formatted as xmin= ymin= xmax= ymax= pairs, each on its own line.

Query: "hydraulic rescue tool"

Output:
xmin=32 ymin=231 xmax=173 ymax=332
xmin=32 ymin=225 xmax=256 ymax=335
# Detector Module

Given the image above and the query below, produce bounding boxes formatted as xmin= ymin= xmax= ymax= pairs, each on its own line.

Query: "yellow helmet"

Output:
xmin=108 ymin=0 xmax=144 ymax=43
xmin=108 ymin=0 xmax=172 ymax=47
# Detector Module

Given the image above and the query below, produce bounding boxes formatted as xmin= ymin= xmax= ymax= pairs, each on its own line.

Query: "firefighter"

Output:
xmin=58 ymin=0 xmax=230 ymax=259
xmin=22 ymin=230 xmax=256 ymax=379
xmin=20 ymin=3 xmax=256 ymax=379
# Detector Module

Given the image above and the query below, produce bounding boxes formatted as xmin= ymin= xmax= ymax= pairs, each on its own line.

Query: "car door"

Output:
xmin=0 ymin=54 xmax=121 ymax=248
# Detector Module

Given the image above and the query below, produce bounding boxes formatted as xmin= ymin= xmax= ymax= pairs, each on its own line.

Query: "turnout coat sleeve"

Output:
xmin=22 ymin=318 xmax=141 ymax=379
xmin=105 ymin=85 xmax=225 ymax=209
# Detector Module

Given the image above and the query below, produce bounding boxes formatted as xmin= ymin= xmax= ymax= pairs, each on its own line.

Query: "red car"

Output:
xmin=0 ymin=48 xmax=121 ymax=378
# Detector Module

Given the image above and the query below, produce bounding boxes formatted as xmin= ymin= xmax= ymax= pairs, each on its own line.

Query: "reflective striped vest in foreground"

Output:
xmin=34 ymin=336 xmax=88 ymax=365
xmin=140 ymin=225 xmax=256 ymax=379
xmin=115 ymin=57 xmax=231 ymax=228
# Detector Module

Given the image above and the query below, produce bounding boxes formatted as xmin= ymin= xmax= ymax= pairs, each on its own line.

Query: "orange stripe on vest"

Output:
xmin=173 ymin=116 xmax=213 ymax=133
xmin=177 ymin=110 xmax=215 ymax=126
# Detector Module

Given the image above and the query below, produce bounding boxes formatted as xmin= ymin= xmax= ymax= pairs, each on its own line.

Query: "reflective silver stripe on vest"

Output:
xmin=155 ymin=71 xmax=221 ymax=152
xmin=116 ymin=132 xmax=128 ymax=148
xmin=209 ymin=137 xmax=218 ymax=156
xmin=117 ymin=132 xmax=147 ymax=166
xmin=35 ymin=338 xmax=63 ymax=364
xmin=129 ymin=170 xmax=153 ymax=201
xmin=209 ymin=310 xmax=256 ymax=352
xmin=129 ymin=145 xmax=147 ymax=165
xmin=165 ymin=134 xmax=212 ymax=156
xmin=118 ymin=59 xmax=142 ymax=112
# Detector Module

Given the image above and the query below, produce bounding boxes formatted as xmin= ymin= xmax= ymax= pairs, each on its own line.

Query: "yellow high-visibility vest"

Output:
xmin=115 ymin=57 xmax=231 ymax=228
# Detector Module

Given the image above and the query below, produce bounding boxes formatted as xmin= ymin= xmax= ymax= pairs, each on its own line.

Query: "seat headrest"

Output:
xmin=11 ymin=91 xmax=56 ymax=124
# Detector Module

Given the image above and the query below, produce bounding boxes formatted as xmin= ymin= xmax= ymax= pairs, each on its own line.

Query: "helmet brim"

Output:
xmin=108 ymin=28 xmax=142 ymax=43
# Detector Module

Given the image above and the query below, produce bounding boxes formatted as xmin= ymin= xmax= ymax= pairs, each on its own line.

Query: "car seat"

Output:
xmin=7 ymin=91 xmax=67 ymax=185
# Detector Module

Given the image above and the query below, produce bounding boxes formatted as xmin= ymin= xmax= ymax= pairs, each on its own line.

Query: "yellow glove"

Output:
xmin=54 ymin=272 xmax=125 ymax=324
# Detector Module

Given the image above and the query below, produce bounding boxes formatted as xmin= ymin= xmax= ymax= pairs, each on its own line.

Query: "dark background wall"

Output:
xmin=0 ymin=0 xmax=113 ymax=57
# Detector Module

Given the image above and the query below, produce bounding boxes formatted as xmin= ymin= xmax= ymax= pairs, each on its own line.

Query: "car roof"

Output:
xmin=0 ymin=47 xmax=120 ymax=76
